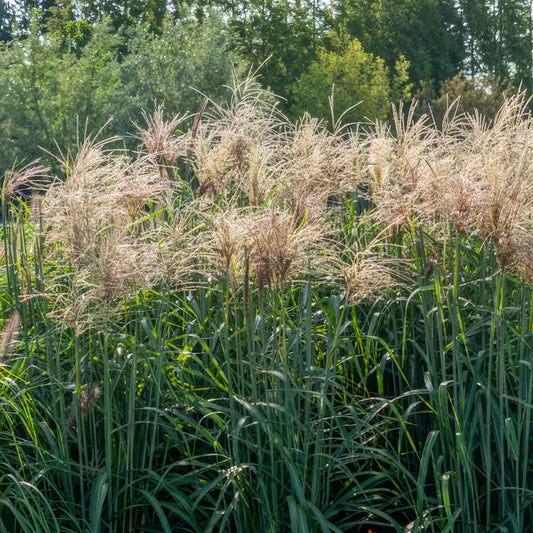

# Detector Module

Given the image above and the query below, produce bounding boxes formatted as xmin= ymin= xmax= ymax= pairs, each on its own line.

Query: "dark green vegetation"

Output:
xmin=0 ymin=80 xmax=531 ymax=531
xmin=1 ymin=1 xmax=533 ymax=173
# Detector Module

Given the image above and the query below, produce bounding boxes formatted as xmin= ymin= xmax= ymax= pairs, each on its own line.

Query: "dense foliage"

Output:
xmin=0 ymin=9 xmax=238 ymax=172
xmin=0 ymin=1 xmax=532 ymax=173
xmin=0 ymin=80 xmax=531 ymax=531
xmin=0 ymin=1 xmax=532 ymax=531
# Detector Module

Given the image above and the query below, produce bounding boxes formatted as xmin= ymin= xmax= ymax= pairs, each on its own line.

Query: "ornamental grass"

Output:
xmin=0 ymin=78 xmax=531 ymax=532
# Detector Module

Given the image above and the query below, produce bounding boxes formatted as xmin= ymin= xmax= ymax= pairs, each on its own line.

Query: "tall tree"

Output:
xmin=0 ymin=0 xmax=15 ymax=41
xmin=80 ymin=0 xmax=169 ymax=30
xmin=292 ymin=34 xmax=410 ymax=123
xmin=18 ymin=0 xmax=59 ymax=21
xmin=459 ymin=0 xmax=533 ymax=89
xmin=333 ymin=0 xmax=465 ymax=89
xmin=229 ymin=0 xmax=327 ymax=104
xmin=0 ymin=12 xmax=239 ymax=172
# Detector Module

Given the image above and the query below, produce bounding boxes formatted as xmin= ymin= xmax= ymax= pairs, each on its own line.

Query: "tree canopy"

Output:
xmin=0 ymin=0 xmax=531 ymax=171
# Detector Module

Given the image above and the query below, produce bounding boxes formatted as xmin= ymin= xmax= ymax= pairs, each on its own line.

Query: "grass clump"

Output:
xmin=0 ymin=79 xmax=531 ymax=532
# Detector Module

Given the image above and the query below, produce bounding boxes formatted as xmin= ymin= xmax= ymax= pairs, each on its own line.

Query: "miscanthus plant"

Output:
xmin=0 ymin=78 xmax=531 ymax=532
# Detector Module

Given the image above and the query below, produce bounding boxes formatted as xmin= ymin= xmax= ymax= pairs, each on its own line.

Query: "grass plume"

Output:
xmin=0 ymin=77 xmax=530 ymax=532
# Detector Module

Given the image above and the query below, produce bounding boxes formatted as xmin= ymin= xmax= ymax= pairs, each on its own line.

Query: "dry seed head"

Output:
xmin=367 ymin=136 xmax=394 ymax=192
xmin=234 ymin=142 xmax=282 ymax=207
xmin=365 ymin=104 xmax=439 ymax=226
xmin=338 ymin=253 xmax=397 ymax=306
xmin=432 ymin=91 xmax=533 ymax=266
xmin=155 ymin=201 xmax=207 ymax=286
xmin=187 ymin=77 xmax=288 ymax=204
xmin=90 ymin=233 xmax=163 ymax=302
xmin=44 ymin=138 xmax=173 ymax=263
xmin=47 ymin=270 xmax=114 ymax=335
xmin=211 ymin=209 xmax=253 ymax=276
xmin=287 ymin=113 xmax=363 ymax=202
xmin=0 ymin=311 xmax=21 ymax=362
xmin=191 ymin=135 xmax=231 ymax=196
xmin=2 ymin=160 xmax=49 ymax=204
xmin=43 ymin=136 xmax=180 ymax=330
xmin=79 ymin=383 xmax=101 ymax=418
xmin=251 ymin=208 xmax=329 ymax=286
xmin=136 ymin=104 xmax=190 ymax=167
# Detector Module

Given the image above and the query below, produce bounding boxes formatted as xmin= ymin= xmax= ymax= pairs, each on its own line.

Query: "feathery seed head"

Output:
xmin=339 ymin=253 xmax=398 ymax=306
xmin=251 ymin=208 xmax=329 ymax=286
xmin=136 ymin=104 xmax=190 ymax=177
xmin=2 ymin=160 xmax=49 ymax=204
xmin=0 ymin=311 xmax=21 ymax=363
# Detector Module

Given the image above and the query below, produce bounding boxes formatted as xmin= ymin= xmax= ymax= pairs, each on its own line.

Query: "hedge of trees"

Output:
xmin=0 ymin=0 xmax=532 ymax=171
